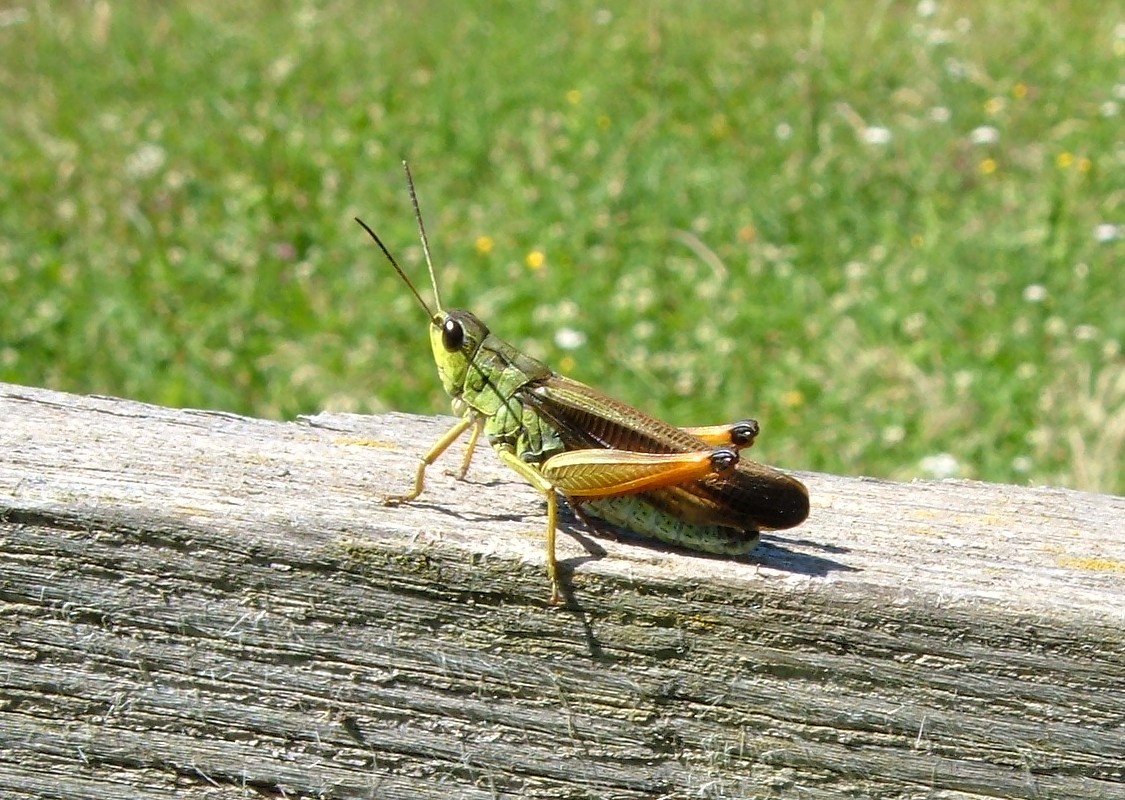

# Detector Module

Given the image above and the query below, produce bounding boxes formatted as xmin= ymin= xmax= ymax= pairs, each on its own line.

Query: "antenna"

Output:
xmin=354 ymin=217 xmax=434 ymax=319
xmin=402 ymin=161 xmax=443 ymax=312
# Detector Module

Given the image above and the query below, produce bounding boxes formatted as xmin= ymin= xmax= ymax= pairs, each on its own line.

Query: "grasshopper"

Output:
xmin=358 ymin=163 xmax=809 ymax=603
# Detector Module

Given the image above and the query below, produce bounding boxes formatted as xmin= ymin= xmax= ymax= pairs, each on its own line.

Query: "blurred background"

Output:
xmin=1 ymin=2 xmax=1121 ymax=493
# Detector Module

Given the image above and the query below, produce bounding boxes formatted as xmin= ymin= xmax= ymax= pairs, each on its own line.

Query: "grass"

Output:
xmin=1 ymin=1 xmax=1122 ymax=494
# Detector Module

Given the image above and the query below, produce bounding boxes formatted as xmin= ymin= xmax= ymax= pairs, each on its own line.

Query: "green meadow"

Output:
xmin=1 ymin=2 xmax=1122 ymax=493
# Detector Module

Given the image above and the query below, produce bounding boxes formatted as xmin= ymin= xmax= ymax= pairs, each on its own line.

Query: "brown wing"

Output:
xmin=524 ymin=375 xmax=809 ymax=530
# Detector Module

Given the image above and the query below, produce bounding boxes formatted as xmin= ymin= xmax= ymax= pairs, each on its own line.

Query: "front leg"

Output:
xmin=384 ymin=415 xmax=476 ymax=505
xmin=451 ymin=416 xmax=485 ymax=480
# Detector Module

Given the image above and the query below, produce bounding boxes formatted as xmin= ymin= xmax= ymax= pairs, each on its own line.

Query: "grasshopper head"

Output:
xmin=429 ymin=309 xmax=489 ymax=399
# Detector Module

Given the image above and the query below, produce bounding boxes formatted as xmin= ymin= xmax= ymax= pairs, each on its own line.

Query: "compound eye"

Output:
xmin=441 ymin=318 xmax=464 ymax=352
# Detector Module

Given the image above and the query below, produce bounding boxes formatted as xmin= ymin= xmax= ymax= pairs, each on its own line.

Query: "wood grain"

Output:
xmin=1 ymin=381 xmax=1122 ymax=799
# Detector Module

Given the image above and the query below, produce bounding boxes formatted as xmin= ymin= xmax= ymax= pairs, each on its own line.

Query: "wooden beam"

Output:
xmin=1 ymin=381 xmax=1122 ymax=799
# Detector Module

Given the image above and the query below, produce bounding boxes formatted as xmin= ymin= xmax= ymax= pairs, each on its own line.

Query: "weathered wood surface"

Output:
xmin=1 ymin=380 xmax=1122 ymax=800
